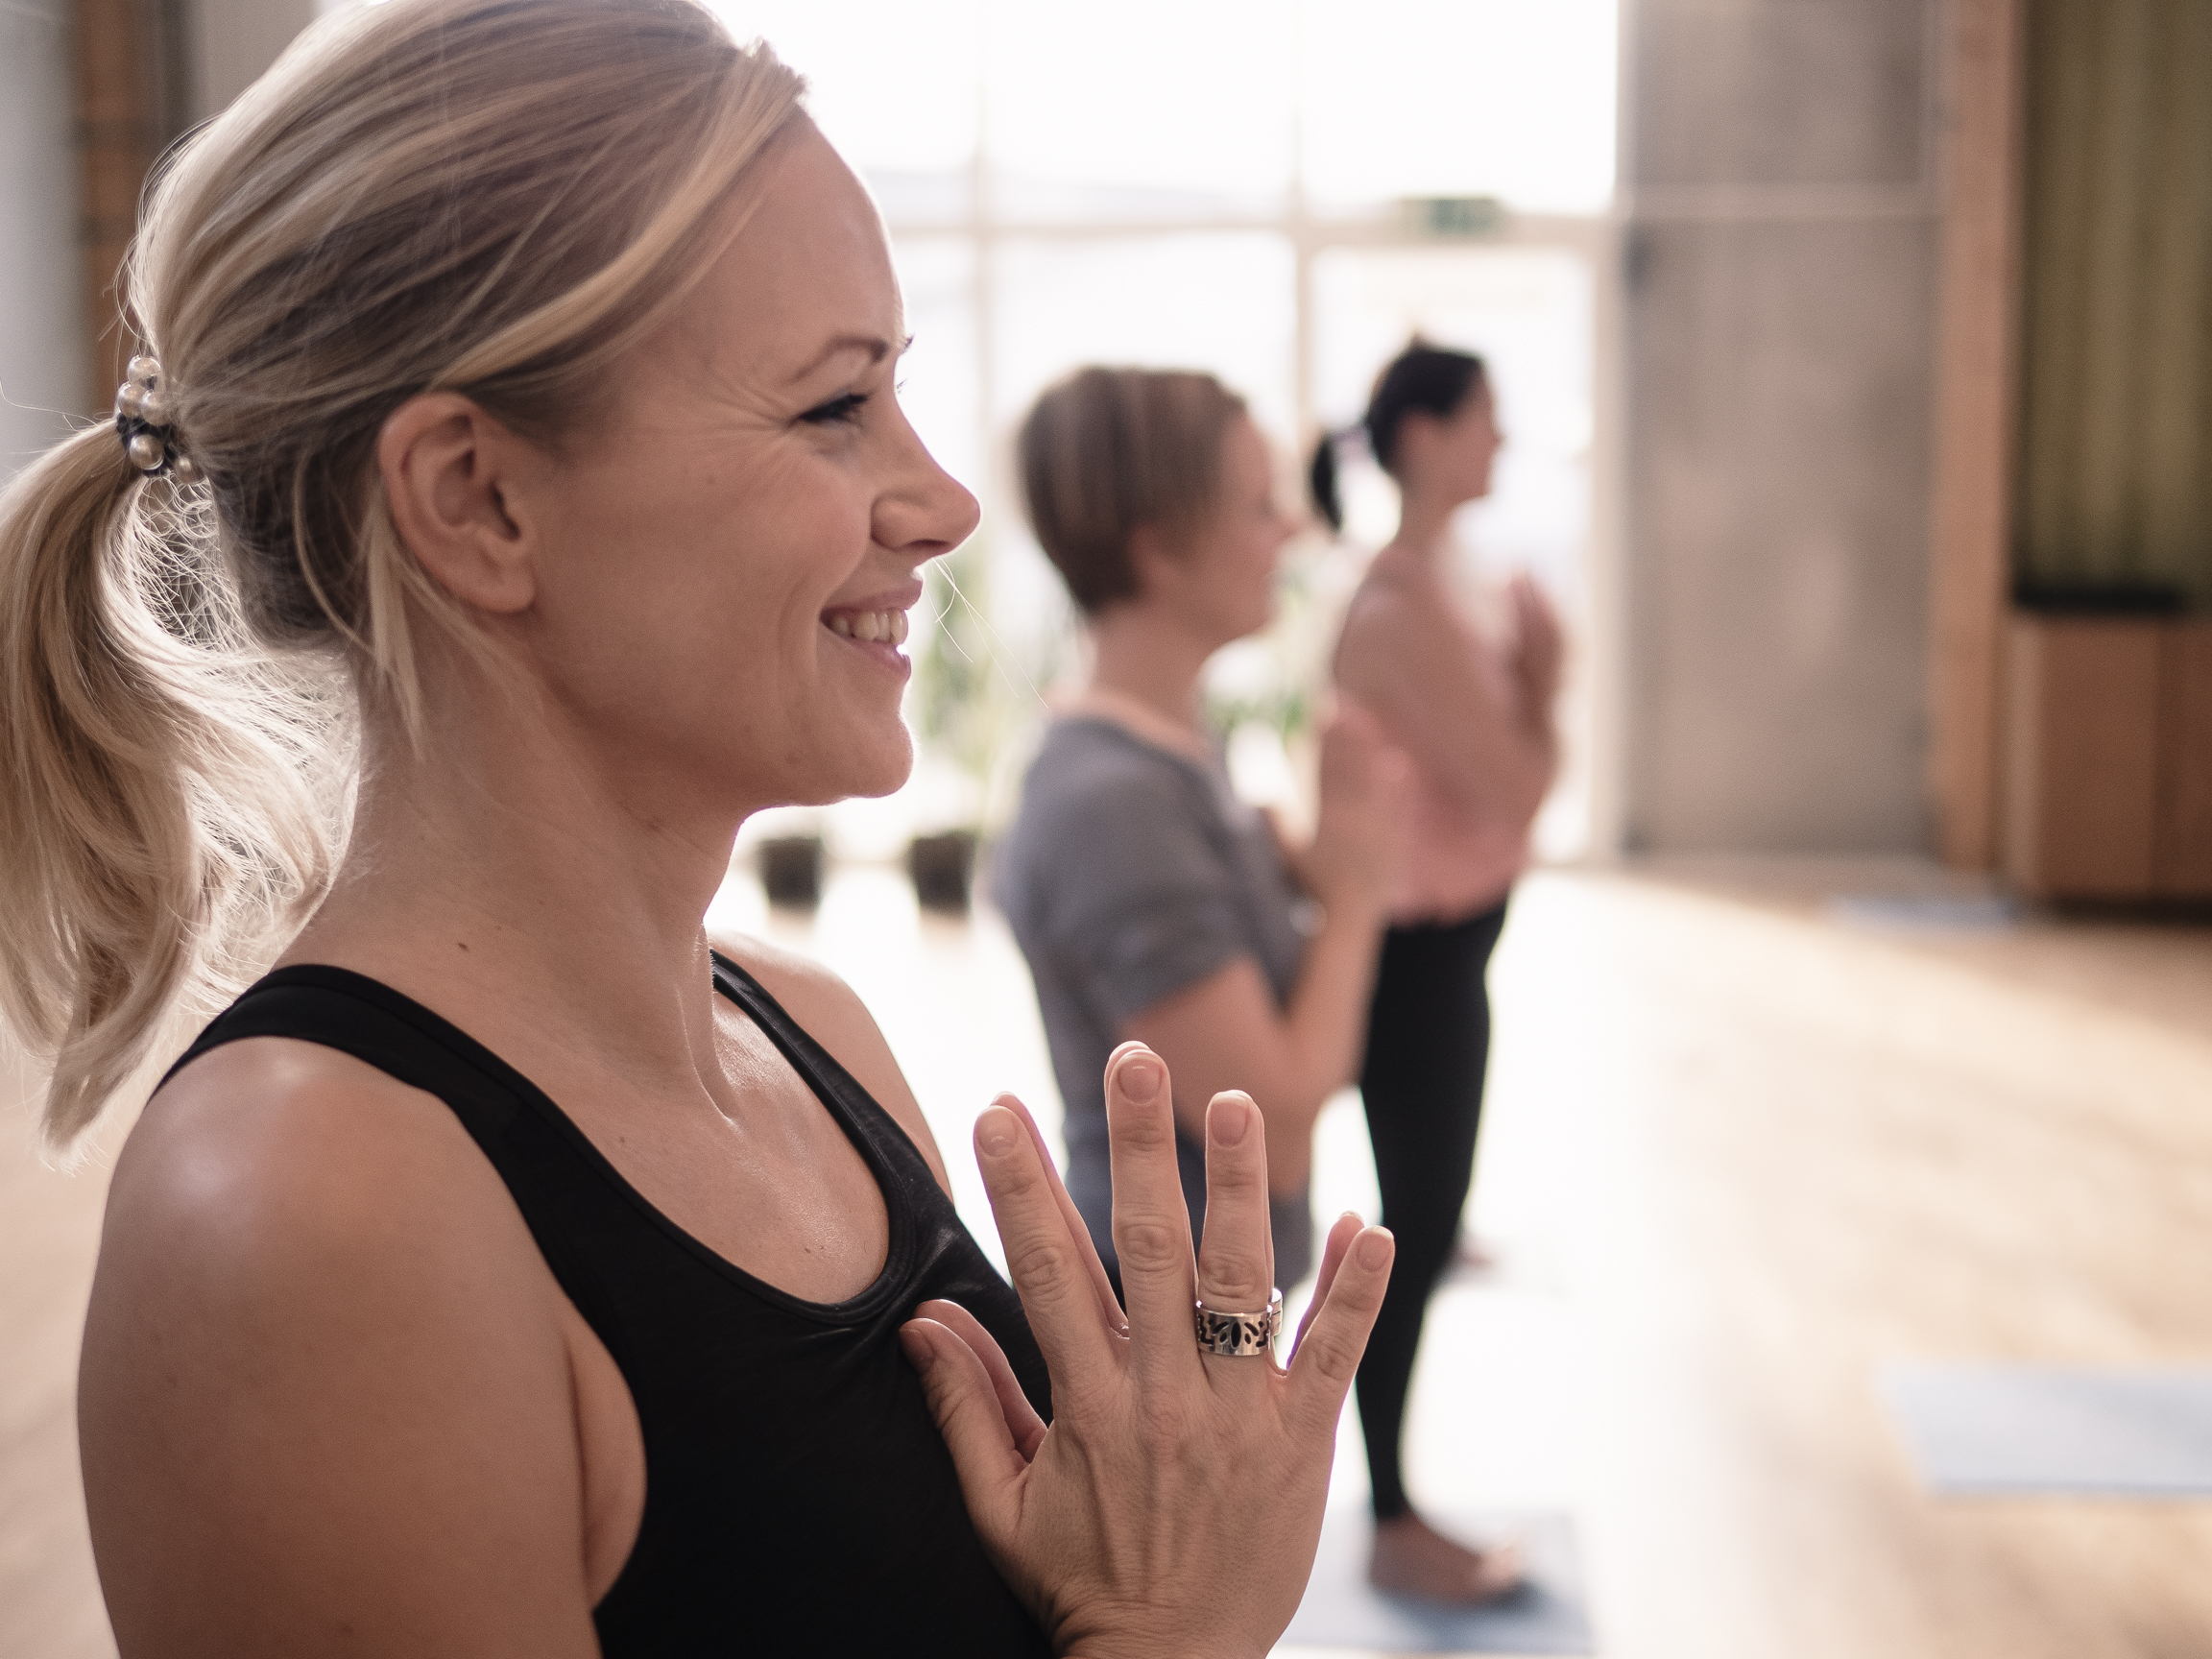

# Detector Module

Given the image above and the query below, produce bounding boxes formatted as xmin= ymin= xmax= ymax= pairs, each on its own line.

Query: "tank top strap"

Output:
xmin=707 ymin=950 xmax=947 ymax=1211
xmin=156 ymin=958 xmax=933 ymax=1327
xmin=160 ymin=963 xmax=540 ymax=1140
xmin=156 ymin=965 xmax=689 ymax=1324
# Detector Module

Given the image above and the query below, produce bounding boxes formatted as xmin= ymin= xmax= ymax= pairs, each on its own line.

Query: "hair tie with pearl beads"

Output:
xmin=113 ymin=354 xmax=201 ymax=485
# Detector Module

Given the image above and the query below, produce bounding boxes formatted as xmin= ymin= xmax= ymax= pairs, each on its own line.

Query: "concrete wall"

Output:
xmin=1623 ymin=0 xmax=1940 ymax=852
xmin=0 ymin=0 xmax=87 ymax=479
xmin=183 ymin=0 xmax=316 ymax=123
xmin=0 ymin=0 xmax=317 ymax=487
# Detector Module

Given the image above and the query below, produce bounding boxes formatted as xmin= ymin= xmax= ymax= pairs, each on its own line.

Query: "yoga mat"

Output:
xmin=1279 ymin=1508 xmax=1594 ymax=1654
xmin=1882 ymin=1364 xmax=2212 ymax=1498
xmin=1825 ymin=893 xmax=2020 ymax=932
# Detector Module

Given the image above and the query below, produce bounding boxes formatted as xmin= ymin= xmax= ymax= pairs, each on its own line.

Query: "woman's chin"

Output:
xmin=788 ymin=730 xmax=914 ymax=805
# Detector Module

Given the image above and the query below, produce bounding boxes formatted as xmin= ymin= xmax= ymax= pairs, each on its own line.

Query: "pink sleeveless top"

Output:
xmin=1342 ymin=554 xmax=1549 ymax=926
xmin=1382 ymin=637 xmax=1531 ymax=925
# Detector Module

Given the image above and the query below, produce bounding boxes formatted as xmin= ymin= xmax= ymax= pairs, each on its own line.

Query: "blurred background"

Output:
xmin=728 ymin=0 xmax=1618 ymax=873
xmin=5 ymin=1 xmax=2211 ymax=1655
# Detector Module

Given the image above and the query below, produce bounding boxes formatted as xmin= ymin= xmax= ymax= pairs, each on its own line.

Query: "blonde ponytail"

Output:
xmin=0 ymin=0 xmax=805 ymax=1148
xmin=0 ymin=430 xmax=336 ymax=1147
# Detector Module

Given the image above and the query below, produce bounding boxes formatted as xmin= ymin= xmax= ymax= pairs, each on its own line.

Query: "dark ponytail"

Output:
xmin=1310 ymin=339 xmax=1488 ymax=537
xmin=1308 ymin=429 xmax=1347 ymax=533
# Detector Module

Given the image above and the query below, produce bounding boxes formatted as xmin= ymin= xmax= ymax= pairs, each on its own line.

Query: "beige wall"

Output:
xmin=181 ymin=0 xmax=315 ymax=123
xmin=0 ymin=0 xmax=86 ymax=478
xmin=1622 ymin=0 xmax=1940 ymax=852
xmin=0 ymin=0 xmax=312 ymax=481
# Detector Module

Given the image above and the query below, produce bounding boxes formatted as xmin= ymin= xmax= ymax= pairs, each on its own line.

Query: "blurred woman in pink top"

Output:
xmin=1310 ymin=341 xmax=1562 ymax=1605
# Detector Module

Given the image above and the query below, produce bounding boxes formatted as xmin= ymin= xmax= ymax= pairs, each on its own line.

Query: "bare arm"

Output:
xmin=1336 ymin=575 xmax=1559 ymax=826
xmin=1120 ymin=710 xmax=1391 ymax=1191
xmin=80 ymin=1041 xmax=623 ymax=1659
xmin=1122 ymin=916 xmax=1379 ymax=1193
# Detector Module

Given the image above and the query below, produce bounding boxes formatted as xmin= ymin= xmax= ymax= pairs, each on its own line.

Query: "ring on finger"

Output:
xmin=1194 ymin=1288 xmax=1283 ymax=1358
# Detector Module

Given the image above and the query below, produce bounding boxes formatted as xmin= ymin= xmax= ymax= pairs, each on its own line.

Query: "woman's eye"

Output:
xmin=798 ymin=392 xmax=870 ymax=426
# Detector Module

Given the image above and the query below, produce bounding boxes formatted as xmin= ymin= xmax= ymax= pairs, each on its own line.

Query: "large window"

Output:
xmin=720 ymin=0 xmax=1620 ymax=859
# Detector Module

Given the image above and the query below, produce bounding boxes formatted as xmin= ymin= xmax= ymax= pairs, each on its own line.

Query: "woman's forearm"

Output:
xmin=1123 ymin=902 xmax=1387 ymax=1194
xmin=1265 ymin=893 xmax=1388 ymax=1186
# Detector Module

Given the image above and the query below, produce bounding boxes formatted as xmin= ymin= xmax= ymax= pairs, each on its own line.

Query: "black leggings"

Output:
xmin=1355 ymin=899 xmax=1509 ymax=1522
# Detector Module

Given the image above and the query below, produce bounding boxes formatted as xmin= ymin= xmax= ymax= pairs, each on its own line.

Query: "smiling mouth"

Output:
xmin=823 ymin=608 xmax=911 ymax=647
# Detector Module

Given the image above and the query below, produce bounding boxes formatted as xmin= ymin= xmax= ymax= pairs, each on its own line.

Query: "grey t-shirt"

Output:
xmin=993 ymin=716 xmax=1314 ymax=1288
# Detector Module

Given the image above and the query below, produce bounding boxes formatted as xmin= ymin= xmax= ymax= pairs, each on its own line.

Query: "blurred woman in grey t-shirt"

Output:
xmin=994 ymin=368 xmax=1392 ymax=1295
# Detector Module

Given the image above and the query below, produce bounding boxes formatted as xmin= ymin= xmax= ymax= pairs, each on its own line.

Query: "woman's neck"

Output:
xmin=286 ymin=661 xmax=751 ymax=1095
xmin=1083 ymin=603 xmax=1213 ymax=744
xmin=1389 ymin=490 xmax=1457 ymax=562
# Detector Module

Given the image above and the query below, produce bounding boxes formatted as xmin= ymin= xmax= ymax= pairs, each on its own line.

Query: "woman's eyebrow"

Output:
xmin=784 ymin=332 xmax=914 ymax=385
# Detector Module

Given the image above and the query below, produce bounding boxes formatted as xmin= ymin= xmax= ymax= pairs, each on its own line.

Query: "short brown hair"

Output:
xmin=1016 ymin=367 xmax=1248 ymax=613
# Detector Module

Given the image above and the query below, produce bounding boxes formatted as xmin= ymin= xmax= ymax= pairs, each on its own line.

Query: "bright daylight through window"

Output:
xmin=713 ymin=0 xmax=1618 ymax=864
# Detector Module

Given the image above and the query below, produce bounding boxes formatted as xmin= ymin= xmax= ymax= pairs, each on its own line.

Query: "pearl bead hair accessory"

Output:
xmin=112 ymin=354 xmax=201 ymax=485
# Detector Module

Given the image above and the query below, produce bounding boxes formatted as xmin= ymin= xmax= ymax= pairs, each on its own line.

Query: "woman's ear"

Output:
xmin=1124 ymin=521 xmax=1172 ymax=606
xmin=1391 ymin=409 xmax=1443 ymax=483
xmin=377 ymin=393 xmax=542 ymax=615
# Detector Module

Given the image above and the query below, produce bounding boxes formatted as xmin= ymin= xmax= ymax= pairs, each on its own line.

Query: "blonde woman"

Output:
xmin=0 ymin=4 xmax=1396 ymax=1652
xmin=1312 ymin=341 xmax=1562 ymax=1603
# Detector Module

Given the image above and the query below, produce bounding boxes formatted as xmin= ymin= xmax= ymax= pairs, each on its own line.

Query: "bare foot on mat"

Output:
xmin=1369 ymin=1512 xmax=1525 ymax=1604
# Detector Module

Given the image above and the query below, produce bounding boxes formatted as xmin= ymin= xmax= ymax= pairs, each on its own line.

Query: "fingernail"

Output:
xmin=1357 ymin=1227 xmax=1394 ymax=1270
xmin=898 ymin=1323 xmax=935 ymax=1371
xmin=975 ymin=1106 xmax=1019 ymax=1156
xmin=1118 ymin=1054 xmax=1163 ymax=1102
xmin=1211 ymin=1095 xmax=1250 ymax=1146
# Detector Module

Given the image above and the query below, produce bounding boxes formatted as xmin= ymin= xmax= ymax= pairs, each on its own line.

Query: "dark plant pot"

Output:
xmin=907 ymin=830 xmax=978 ymax=915
xmin=758 ymin=834 xmax=825 ymax=910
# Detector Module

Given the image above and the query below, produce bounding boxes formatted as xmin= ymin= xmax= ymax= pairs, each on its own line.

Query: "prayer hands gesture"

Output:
xmin=1302 ymin=701 xmax=1397 ymax=917
xmin=1506 ymin=571 xmax=1565 ymax=715
xmin=901 ymin=1043 xmax=1395 ymax=1658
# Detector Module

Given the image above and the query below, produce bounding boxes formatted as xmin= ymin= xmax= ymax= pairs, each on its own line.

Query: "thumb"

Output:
xmin=901 ymin=1317 xmax=1029 ymax=1543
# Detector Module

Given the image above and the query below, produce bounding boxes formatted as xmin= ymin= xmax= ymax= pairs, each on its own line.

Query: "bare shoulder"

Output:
xmin=83 ymin=1038 xmax=602 ymax=1655
xmin=715 ymin=929 xmax=856 ymax=1024
xmin=714 ymin=933 xmax=952 ymax=1192
xmin=1335 ymin=567 xmax=1430 ymax=679
xmin=109 ymin=1037 xmax=530 ymax=1283
xmin=92 ymin=1036 xmax=575 ymax=1426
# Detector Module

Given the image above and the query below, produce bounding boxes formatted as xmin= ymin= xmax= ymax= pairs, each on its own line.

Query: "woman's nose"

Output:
xmin=878 ymin=430 xmax=980 ymax=561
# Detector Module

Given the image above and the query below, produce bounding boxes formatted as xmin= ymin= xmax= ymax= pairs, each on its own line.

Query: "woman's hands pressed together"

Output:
xmin=899 ymin=1042 xmax=1396 ymax=1659
xmin=1505 ymin=572 xmax=1565 ymax=722
xmin=1299 ymin=703 xmax=1396 ymax=923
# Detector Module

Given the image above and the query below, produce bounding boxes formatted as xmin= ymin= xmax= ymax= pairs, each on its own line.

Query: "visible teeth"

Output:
xmin=826 ymin=609 xmax=910 ymax=646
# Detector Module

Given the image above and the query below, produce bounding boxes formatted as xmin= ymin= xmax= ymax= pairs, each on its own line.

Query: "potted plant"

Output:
xmin=757 ymin=832 xmax=825 ymax=909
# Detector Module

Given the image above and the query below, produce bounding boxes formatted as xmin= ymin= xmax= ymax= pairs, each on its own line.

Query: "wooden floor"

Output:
xmin=5 ymin=862 xmax=2211 ymax=1657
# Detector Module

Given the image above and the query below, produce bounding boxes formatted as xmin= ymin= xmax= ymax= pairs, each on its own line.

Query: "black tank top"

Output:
xmin=165 ymin=956 xmax=1054 ymax=1657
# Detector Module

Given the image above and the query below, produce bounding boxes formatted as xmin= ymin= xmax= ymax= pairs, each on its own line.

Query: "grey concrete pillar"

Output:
xmin=0 ymin=0 xmax=87 ymax=478
xmin=183 ymin=0 xmax=317 ymax=123
xmin=1623 ymin=0 xmax=1939 ymax=852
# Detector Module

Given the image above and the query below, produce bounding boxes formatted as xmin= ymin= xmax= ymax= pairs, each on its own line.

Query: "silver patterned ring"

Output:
xmin=1194 ymin=1288 xmax=1283 ymax=1358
